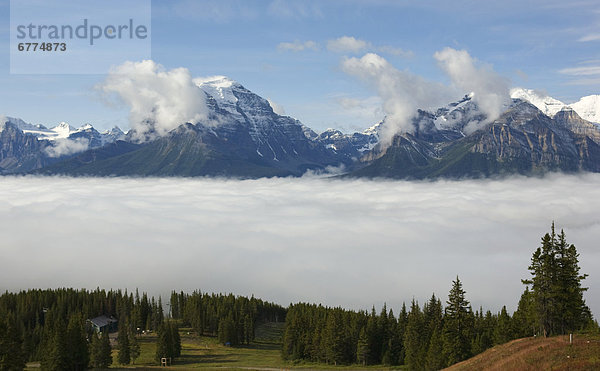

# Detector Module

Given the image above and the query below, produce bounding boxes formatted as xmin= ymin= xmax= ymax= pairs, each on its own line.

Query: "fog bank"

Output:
xmin=1 ymin=175 xmax=599 ymax=316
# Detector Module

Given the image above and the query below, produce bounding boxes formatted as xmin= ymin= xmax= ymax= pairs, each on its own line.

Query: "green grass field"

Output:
xmin=107 ymin=322 xmax=285 ymax=369
xmin=104 ymin=322 xmax=394 ymax=370
xmin=26 ymin=322 xmax=398 ymax=370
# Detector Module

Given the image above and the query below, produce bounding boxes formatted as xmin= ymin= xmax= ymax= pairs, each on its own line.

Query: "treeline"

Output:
xmin=169 ymin=290 xmax=286 ymax=345
xmin=283 ymin=278 xmax=596 ymax=369
xmin=282 ymin=224 xmax=598 ymax=369
xmin=0 ymin=288 xmax=285 ymax=369
xmin=282 ymin=278 xmax=513 ymax=368
xmin=0 ymin=287 xmax=162 ymax=365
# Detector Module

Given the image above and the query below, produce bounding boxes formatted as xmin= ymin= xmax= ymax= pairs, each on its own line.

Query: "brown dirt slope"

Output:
xmin=445 ymin=334 xmax=600 ymax=371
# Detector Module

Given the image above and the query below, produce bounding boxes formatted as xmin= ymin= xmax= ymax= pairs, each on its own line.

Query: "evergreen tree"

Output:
xmin=171 ymin=322 xmax=182 ymax=357
xmin=404 ymin=299 xmax=425 ymax=370
xmin=523 ymin=224 xmax=590 ymax=336
xmin=442 ymin=276 xmax=472 ymax=366
xmin=356 ymin=327 xmax=369 ymax=365
xmin=117 ymin=318 xmax=131 ymax=365
xmin=42 ymin=318 xmax=69 ymax=371
xmin=385 ymin=310 xmax=402 ymax=366
xmin=512 ymin=288 xmax=536 ymax=337
xmin=324 ymin=310 xmax=345 ymax=365
xmin=425 ymin=325 xmax=445 ymax=370
xmin=90 ymin=331 xmax=112 ymax=368
xmin=66 ymin=313 xmax=89 ymax=371
xmin=365 ymin=308 xmax=379 ymax=364
xmin=129 ymin=332 xmax=141 ymax=364
xmin=493 ymin=306 xmax=512 ymax=345
xmin=397 ymin=302 xmax=408 ymax=365
xmin=0 ymin=313 xmax=26 ymax=371
xmin=377 ymin=304 xmax=389 ymax=362
xmin=155 ymin=322 xmax=173 ymax=361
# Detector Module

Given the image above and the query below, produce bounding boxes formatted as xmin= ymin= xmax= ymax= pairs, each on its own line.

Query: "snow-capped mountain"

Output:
xmin=4 ymin=78 xmax=600 ymax=179
xmin=570 ymin=95 xmax=600 ymax=124
xmin=46 ymin=76 xmax=349 ymax=177
xmin=510 ymin=88 xmax=566 ymax=117
xmin=352 ymin=97 xmax=600 ymax=178
xmin=0 ymin=117 xmax=127 ymax=173
xmin=510 ymin=88 xmax=600 ymax=124
xmin=4 ymin=116 xmax=126 ymax=143
xmin=316 ymin=122 xmax=382 ymax=161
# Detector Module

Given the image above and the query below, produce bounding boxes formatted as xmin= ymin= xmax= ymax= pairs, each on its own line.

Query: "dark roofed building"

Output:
xmin=87 ymin=315 xmax=118 ymax=333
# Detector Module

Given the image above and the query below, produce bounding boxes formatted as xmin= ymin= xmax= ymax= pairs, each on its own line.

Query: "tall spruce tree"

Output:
xmin=129 ymin=331 xmax=141 ymax=364
xmin=523 ymin=223 xmax=590 ymax=336
xmin=90 ymin=331 xmax=112 ymax=368
xmin=0 ymin=313 xmax=26 ymax=371
xmin=404 ymin=299 xmax=425 ymax=370
xmin=117 ymin=318 xmax=131 ymax=365
xmin=42 ymin=318 xmax=69 ymax=371
xmin=442 ymin=276 xmax=472 ymax=366
xmin=356 ymin=327 xmax=370 ymax=365
xmin=66 ymin=313 xmax=89 ymax=371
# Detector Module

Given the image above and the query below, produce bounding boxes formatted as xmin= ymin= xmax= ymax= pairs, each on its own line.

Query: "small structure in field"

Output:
xmin=87 ymin=315 xmax=118 ymax=333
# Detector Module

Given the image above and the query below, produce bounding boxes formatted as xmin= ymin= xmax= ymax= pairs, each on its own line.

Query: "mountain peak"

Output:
xmin=194 ymin=75 xmax=240 ymax=89
xmin=510 ymin=88 xmax=565 ymax=117
xmin=570 ymin=95 xmax=600 ymax=124
xmin=193 ymin=75 xmax=244 ymax=115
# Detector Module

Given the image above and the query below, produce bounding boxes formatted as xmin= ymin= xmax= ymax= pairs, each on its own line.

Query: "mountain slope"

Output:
xmin=511 ymin=88 xmax=600 ymax=124
xmin=41 ymin=124 xmax=294 ymax=177
xmin=0 ymin=122 xmax=52 ymax=173
xmin=350 ymin=100 xmax=600 ymax=179
xmin=445 ymin=335 xmax=600 ymax=370
xmin=42 ymin=77 xmax=348 ymax=177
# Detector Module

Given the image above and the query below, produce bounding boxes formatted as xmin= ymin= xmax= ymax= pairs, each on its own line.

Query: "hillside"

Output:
xmin=445 ymin=335 xmax=600 ymax=370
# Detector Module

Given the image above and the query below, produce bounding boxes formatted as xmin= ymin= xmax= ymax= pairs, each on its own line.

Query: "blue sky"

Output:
xmin=1 ymin=0 xmax=599 ymax=132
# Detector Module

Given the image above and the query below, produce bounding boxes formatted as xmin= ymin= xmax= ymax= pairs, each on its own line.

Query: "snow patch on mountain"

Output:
xmin=510 ymin=88 xmax=565 ymax=117
xmin=194 ymin=75 xmax=241 ymax=116
xmin=511 ymin=88 xmax=600 ymax=124
xmin=570 ymin=95 xmax=600 ymax=124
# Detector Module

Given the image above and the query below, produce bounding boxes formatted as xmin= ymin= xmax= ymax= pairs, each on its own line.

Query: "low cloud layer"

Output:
xmin=1 ymin=175 xmax=599 ymax=317
xmin=97 ymin=60 xmax=209 ymax=142
xmin=342 ymin=48 xmax=511 ymax=143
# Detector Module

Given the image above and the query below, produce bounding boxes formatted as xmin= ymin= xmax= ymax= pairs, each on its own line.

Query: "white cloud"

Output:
xmin=376 ymin=45 xmax=414 ymax=58
xmin=578 ymin=33 xmax=600 ymax=42
xmin=558 ymin=64 xmax=600 ymax=86
xmin=277 ymin=40 xmax=318 ymax=52
xmin=341 ymin=53 xmax=453 ymax=144
xmin=559 ymin=65 xmax=600 ymax=76
xmin=97 ymin=60 xmax=209 ymax=142
xmin=336 ymin=96 xmax=384 ymax=124
xmin=327 ymin=36 xmax=413 ymax=58
xmin=267 ymin=98 xmax=286 ymax=115
xmin=44 ymin=138 xmax=90 ymax=158
xmin=340 ymin=49 xmax=511 ymax=141
xmin=434 ymin=47 xmax=511 ymax=132
xmin=1 ymin=175 xmax=599 ymax=318
xmin=327 ymin=36 xmax=369 ymax=53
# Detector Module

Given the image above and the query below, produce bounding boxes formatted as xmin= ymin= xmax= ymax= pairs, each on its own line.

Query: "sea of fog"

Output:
xmin=1 ymin=174 xmax=599 ymax=317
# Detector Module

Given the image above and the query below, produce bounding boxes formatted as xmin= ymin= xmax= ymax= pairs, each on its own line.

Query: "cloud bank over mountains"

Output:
xmin=340 ymin=47 xmax=510 ymax=143
xmin=97 ymin=60 xmax=210 ymax=142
